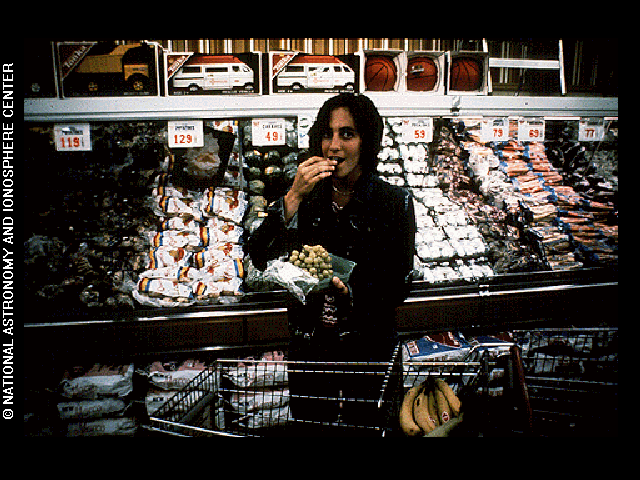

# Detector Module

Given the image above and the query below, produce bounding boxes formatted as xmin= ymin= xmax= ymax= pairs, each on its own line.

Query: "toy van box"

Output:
xmin=166 ymin=52 xmax=262 ymax=95
xmin=267 ymin=51 xmax=360 ymax=94
xmin=56 ymin=40 xmax=161 ymax=97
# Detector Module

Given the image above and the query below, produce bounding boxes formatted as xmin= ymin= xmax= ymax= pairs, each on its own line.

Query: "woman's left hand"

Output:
xmin=331 ymin=276 xmax=349 ymax=296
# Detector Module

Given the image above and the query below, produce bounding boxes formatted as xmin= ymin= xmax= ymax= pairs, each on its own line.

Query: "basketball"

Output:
xmin=365 ymin=56 xmax=397 ymax=91
xmin=450 ymin=57 xmax=483 ymax=91
xmin=407 ymin=56 xmax=439 ymax=91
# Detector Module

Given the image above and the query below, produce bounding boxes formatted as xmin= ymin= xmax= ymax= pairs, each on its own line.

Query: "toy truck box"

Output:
xmin=57 ymin=41 xmax=160 ymax=97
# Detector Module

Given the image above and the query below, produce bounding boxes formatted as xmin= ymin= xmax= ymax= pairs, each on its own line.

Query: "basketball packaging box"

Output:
xmin=362 ymin=51 xmax=405 ymax=92
xmin=406 ymin=51 xmax=446 ymax=95
xmin=446 ymin=51 xmax=489 ymax=95
xmin=267 ymin=51 xmax=360 ymax=94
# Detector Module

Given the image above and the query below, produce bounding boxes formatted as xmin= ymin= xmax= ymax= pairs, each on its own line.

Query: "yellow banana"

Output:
xmin=413 ymin=390 xmax=436 ymax=434
xmin=435 ymin=389 xmax=451 ymax=424
xmin=434 ymin=378 xmax=461 ymax=417
xmin=399 ymin=384 xmax=422 ymax=436
xmin=425 ymin=390 xmax=440 ymax=427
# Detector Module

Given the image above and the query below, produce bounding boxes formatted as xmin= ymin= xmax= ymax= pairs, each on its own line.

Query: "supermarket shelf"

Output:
xmin=24 ymin=94 xmax=618 ymax=122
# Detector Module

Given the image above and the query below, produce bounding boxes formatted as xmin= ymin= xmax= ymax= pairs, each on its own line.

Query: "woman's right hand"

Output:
xmin=284 ymin=156 xmax=336 ymax=221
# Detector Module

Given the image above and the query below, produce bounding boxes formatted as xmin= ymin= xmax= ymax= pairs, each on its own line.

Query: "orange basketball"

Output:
xmin=365 ymin=56 xmax=397 ymax=91
xmin=407 ymin=56 xmax=439 ymax=91
xmin=450 ymin=57 xmax=483 ymax=91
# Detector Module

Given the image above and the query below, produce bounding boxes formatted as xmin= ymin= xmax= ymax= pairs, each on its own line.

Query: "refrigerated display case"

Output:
xmin=23 ymin=44 xmax=617 ymax=435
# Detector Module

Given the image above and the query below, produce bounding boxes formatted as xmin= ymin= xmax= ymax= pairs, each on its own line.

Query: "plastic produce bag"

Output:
xmin=262 ymin=253 xmax=356 ymax=304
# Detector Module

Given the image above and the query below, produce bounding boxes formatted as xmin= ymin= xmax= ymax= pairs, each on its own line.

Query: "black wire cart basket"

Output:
xmin=143 ymin=327 xmax=617 ymax=437
xmin=512 ymin=327 xmax=618 ymax=436
xmin=143 ymin=340 xmax=514 ymax=437
xmin=145 ymin=344 xmax=405 ymax=437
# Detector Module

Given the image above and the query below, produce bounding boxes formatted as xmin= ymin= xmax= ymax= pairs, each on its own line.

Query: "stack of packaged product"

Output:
xmin=133 ymin=122 xmax=247 ymax=307
xmin=55 ymin=363 xmax=137 ymax=436
xmin=377 ymin=119 xmax=493 ymax=284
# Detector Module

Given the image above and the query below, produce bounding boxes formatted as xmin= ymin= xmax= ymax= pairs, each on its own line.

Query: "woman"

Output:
xmin=247 ymin=93 xmax=416 ymax=430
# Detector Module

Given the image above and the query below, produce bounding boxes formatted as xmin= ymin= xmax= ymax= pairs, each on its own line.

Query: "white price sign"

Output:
xmin=578 ymin=119 xmax=605 ymax=142
xmin=481 ymin=117 xmax=509 ymax=143
xmin=518 ymin=117 xmax=545 ymax=142
xmin=55 ymin=123 xmax=92 ymax=151
xmin=252 ymin=118 xmax=286 ymax=146
xmin=402 ymin=117 xmax=433 ymax=143
xmin=168 ymin=120 xmax=204 ymax=148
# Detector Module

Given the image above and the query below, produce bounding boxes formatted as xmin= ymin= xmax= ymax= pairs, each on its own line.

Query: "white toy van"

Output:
xmin=172 ymin=56 xmax=255 ymax=92
xmin=276 ymin=55 xmax=355 ymax=91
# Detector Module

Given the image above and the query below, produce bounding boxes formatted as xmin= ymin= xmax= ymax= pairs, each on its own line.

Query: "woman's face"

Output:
xmin=321 ymin=107 xmax=362 ymax=181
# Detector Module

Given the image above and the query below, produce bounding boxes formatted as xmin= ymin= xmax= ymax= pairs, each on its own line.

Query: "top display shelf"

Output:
xmin=24 ymin=94 xmax=618 ymax=123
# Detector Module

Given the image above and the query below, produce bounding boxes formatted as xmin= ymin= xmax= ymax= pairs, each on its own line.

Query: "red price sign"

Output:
xmin=402 ymin=118 xmax=433 ymax=143
xmin=578 ymin=119 xmax=605 ymax=142
xmin=481 ymin=118 xmax=509 ymax=143
xmin=54 ymin=123 xmax=92 ymax=152
xmin=518 ymin=117 xmax=545 ymax=142
xmin=252 ymin=118 xmax=286 ymax=146
xmin=168 ymin=121 xmax=204 ymax=148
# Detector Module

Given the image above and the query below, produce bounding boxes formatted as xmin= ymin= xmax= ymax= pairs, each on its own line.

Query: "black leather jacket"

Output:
xmin=246 ymin=172 xmax=416 ymax=345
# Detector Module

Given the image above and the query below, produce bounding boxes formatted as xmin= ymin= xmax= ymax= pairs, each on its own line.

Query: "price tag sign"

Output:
xmin=402 ymin=117 xmax=433 ymax=143
xmin=252 ymin=118 xmax=286 ymax=146
xmin=54 ymin=123 xmax=92 ymax=151
xmin=168 ymin=120 xmax=204 ymax=148
xmin=578 ymin=118 xmax=605 ymax=142
xmin=518 ymin=117 xmax=545 ymax=142
xmin=481 ymin=117 xmax=509 ymax=143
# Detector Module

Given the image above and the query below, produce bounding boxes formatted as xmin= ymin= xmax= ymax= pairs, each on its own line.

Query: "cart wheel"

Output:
xmin=87 ymin=81 xmax=99 ymax=93
xmin=244 ymin=83 xmax=255 ymax=92
xmin=188 ymin=84 xmax=201 ymax=92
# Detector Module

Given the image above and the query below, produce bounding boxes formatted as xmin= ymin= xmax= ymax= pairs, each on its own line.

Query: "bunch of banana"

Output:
xmin=399 ymin=377 xmax=462 ymax=436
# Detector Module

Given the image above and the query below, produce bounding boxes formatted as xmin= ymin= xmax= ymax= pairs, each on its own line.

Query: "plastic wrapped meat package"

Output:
xmin=220 ymin=350 xmax=291 ymax=430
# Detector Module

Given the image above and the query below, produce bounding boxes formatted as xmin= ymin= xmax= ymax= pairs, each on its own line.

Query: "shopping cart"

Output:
xmin=512 ymin=327 xmax=618 ymax=436
xmin=396 ymin=337 xmax=535 ymax=437
xmin=145 ymin=345 xmax=404 ymax=437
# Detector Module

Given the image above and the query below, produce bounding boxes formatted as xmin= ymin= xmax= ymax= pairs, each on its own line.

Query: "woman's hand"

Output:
xmin=284 ymin=156 xmax=336 ymax=221
xmin=331 ymin=276 xmax=349 ymax=296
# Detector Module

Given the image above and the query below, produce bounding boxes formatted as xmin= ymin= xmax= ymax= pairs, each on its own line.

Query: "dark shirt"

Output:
xmin=246 ymin=171 xmax=416 ymax=350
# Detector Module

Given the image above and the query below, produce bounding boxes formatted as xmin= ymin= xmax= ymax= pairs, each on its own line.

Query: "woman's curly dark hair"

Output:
xmin=307 ymin=93 xmax=384 ymax=176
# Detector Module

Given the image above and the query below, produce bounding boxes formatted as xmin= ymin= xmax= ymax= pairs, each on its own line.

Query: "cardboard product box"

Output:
xmin=267 ymin=51 xmax=359 ymax=94
xmin=406 ymin=51 xmax=446 ymax=95
xmin=446 ymin=51 xmax=489 ymax=96
xmin=166 ymin=52 xmax=262 ymax=96
xmin=361 ymin=50 xmax=405 ymax=93
xmin=57 ymin=40 xmax=160 ymax=97
xmin=24 ymin=39 xmax=58 ymax=98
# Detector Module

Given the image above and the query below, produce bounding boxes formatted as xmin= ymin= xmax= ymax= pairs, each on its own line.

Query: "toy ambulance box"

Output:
xmin=268 ymin=52 xmax=359 ymax=94
xmin=166 ymin=52 xmax=262 ymax=95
